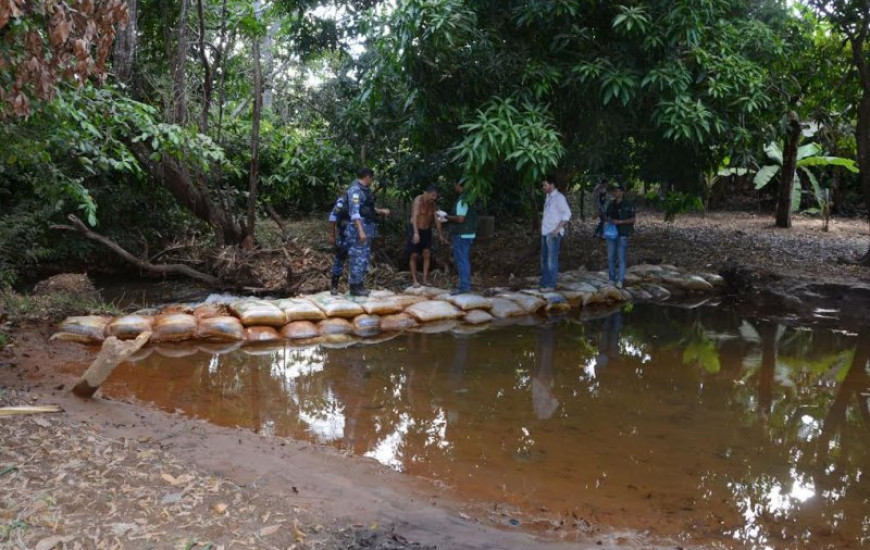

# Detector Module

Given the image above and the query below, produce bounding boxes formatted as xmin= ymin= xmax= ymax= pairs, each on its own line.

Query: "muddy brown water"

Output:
xmin=92 ymin=302 xmax=868 ymax=550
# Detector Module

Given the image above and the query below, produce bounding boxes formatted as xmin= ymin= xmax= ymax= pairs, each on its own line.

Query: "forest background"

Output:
xmin=1 ymin=0 xmax=869 ymax=292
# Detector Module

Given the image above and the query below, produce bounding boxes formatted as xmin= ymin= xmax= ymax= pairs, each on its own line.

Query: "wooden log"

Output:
xmin=71 ymin=331 xmax=152 ymax=399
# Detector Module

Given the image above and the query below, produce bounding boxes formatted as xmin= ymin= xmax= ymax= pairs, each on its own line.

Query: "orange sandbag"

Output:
xmin=151 ymin=313 xmax=197 ymax=343
xmin=280 ymin=321 xmax=320 ymax=339
xmin=104 ymin=314 xmax=153 ymax=340
xmin=193 ymin=303 xmax=229 ymax=320
xmin=379 ymin=313 xmax=419 ymax=331
xmin=51 ymin=316 xmax=112 ymax=344
xmin=196 ymin=316 xmax=245 ymax=341
xmin=318 ymin=317 xmax=353 ymax=335
xmin=245 ymin=326 xmax=282 ymax=342
xmin=352 ymin=314 xmax=381 ymax=335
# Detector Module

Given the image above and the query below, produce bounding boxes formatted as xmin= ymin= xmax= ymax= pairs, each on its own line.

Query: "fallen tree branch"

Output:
xmin=52 ymin=214 xmax=222 ymax=287
xmin=71 ymin=331 xmax=152 ymax=399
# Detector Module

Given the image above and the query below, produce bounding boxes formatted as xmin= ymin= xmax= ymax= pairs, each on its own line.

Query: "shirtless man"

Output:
xmin=406 ymin=184 xmax=445 ymax=286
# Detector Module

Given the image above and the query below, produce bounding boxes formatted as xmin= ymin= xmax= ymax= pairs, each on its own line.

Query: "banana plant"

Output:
xmin=753 ymin=141 xmax=857 ymax=212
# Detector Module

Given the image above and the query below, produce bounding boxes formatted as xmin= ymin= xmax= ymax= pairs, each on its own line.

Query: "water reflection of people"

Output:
xmin=596 ymin=311 xmax=623 ymax=368
xmin=532 ymin=323 xmax=560 ymax=419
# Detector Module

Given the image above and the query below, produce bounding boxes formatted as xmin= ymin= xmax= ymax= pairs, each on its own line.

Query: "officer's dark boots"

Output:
xmin=330 ymin=275 xmax=340 ymax=295
xmin=349 ymin=284 xmax=370 ymax=297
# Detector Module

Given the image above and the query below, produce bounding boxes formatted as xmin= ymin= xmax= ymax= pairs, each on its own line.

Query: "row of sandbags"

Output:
xmin=52 ymin=265 xmax=724 ymax=346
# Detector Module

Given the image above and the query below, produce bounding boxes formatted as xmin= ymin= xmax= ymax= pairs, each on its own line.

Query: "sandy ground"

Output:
xmin=2 ymin=210 xmax=869 ymax=550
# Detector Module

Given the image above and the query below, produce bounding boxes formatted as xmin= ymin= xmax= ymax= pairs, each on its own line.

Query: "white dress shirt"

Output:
xmin=541 ymin=189 xmax=572 ymax=236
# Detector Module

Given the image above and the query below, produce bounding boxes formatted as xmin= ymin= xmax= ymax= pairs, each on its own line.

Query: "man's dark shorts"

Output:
xmin=405 ymin=224 xmax=433 ymax=254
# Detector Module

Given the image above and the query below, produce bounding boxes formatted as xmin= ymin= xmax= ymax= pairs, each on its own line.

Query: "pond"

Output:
xmin=98 ymin=301 xmax=869 ymax=550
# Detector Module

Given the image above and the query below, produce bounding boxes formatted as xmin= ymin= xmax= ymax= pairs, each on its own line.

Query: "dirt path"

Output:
xmin=2 ymin=211 xmax=869 ymax=550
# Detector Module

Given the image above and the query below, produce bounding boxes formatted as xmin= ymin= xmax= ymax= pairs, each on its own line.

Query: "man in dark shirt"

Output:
xmin=604 ymin=183 xmax=635 ymax=288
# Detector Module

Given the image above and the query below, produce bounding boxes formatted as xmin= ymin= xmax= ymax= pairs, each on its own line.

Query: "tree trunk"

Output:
xmin=244 ymin=18 xmax=264 ymax=245
xmin=196 ymin=0 xmax=212 ymax=134
xmin=171 ymin=0 xmax=190 ymax=124
xmin=775 ymin=111 xmax=801 ymax=228
xmin=112 ymin=0 xmax=138 ymax=86
xmin=127 ymin=143 xmax=243 ymax=244
xmin=853 ymin=35 xmax=870 ymax=263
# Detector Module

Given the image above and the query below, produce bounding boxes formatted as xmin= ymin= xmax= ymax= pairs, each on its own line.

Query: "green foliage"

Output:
xmin=451 ymin=97 xmax=564 ymax=201
xmin=645 ymin=189 xmax=704 ymax=222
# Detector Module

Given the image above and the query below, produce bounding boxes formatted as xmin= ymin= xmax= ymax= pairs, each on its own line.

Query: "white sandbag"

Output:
xmin=410 ymin=319 xmax=459 ymax=334
xmin=380 ymin=313 xmax=419 ymax=331
xmin=390 ymin=294 xmax=429 ymax=309
xmin=230 ymin=299 xmax=287 ymax=326
xmin=196 ymin=315 xmax=245 ymax=341
xmin=561 ymin=281 xmax=599 ymax=294
xmin=682 ymin=275 xmax=715 ymax=291
xmin=698 ymin=272 xmax=726 ymax=287
xmin=280 ymin=321 xmax=320 ymax=339
xmin=641 ymin=283 xmax=671 ymax=301
xmin=555 ymin=289 xmax=586 ymax=305
xmin=273 ymin=298 xmax=326 ymax=322
xmin=245 ymin=326 xmax=282 ymax=342
xmin=51 ymin=315 xmax=112 ymax=344
xmin=463 ymin=309 xmax=493 ymax=325
xmin=319 ymin=317 xmax=354 ymax=335
xmin=402 ymin=285 xmax=447 ymax=298
xmin=151 ymin=313 xmax=198 ymax=343
xmin=488 ymin=297 xmax=525 ymax=318
xmin=404 ymin=300 xmax=464 ymax=322
xmin=352 ymin=314 xmax=382 ymax=335
xmin=105 ymin=314 xmax=153 ymax=340
xmin=627 ymin=264 xmax=666 ymax=279
xmin=497 ymin=292 xmax=546 ymax=314
xmin=444 ymin=293 xmax=493 ymax=311
xmin=626 ymin=287 xmax=653 ymax=302
xmin=309 ymin=292 xmax=365 ymax=318
xmin=357 ymin=297 xmax=405 ymax=315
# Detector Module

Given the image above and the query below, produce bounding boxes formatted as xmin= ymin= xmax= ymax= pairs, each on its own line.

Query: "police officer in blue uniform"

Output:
xmin=328 ymin=193 xmax=350 ymax=295
xmin=344 ymin=167 xmax=390 ymax=296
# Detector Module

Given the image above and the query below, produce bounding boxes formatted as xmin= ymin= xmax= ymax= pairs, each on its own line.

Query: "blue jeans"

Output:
xmin=451 ymin=235 xmax=473 ymax=291
xmin=539 ymin=233 xmax=562 ymax=288
xmin=607 ymin=235 xmax=628 ymax=284
xmin=346 ymin=221 xmax=375 ymax=285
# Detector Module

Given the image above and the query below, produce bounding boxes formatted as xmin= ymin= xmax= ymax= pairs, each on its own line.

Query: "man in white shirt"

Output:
xmin=539 ymin=174 xmax=572 ymax=291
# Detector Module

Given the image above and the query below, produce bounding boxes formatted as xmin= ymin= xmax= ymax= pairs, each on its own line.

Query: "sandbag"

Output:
xmin=154 ymin=344 xmax=199 ymax=358
xmin=309 ymin=292 xmax=365 ymax=318
xmin=151 ymin=313 xmax=198 ymax=343
xmin=404 ymin=300 xmax=464 ymax=322
xmin=402 ymin=285 xmax=447 ymax=298
xmin=488 ymin=298 xmax=524 ymax=318
xmin=626 ymin=287 xmax=653 ymax=302
xmin=390 ymin=294 xmax=428 ymax=309
xmin=273 ymin=298 xmax=326 ymax=322
xmin=380 ymin=313 xmax=419 ymax=331
xmin=352 ymin=314 xmax=382 ymax=334
xmin=105 ymin=314 xmax=153 ymax=340
xmin=497 ymin=292 xmax=546 ymax=314
xmin=280 ymin=321 xmax=320 ymax=339
xmin=641 ymin=283 xmax=671 ymax=301
xmin=357 ymin=297 xmax=405 ymax=315
xmin=230 ymin=300 xmax=287 ymax=327
xmin=245 ymin=326 xmax=282 ymax=343
xmin=627 ymin=264 xmax=666 ymax=279
xmin=444 ymin=293 xmax=493 ymax=311
xmin=681 ymin=275 xmax=715 ymax=291
xmin=196 ymin=315 xmax=245 ymax=341
xmin=51 ymin=316 xmax=112 ymax=344
xmin=410 ymin=319 xmax=459 ymax=334
xmin=193 ymin=303 xmax=229 ymax=320
xmin=318 ymin=317 xmax=354 ymax=335
xmin=698 ymin=272 xmax=726 ymax=287
xmin=463 ymin=309 xmax=493 ymax=325
xmin=161 ymin=304 xmax=195 ymax=315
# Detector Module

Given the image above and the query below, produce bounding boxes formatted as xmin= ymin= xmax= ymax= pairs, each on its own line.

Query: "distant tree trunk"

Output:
xmin=244 ymin=26 xmax=264 ymax=246
xmin=195 ymin=0 xmax=212 ymax=134
xmin=262 ymin=21 xmax=278 ymax=111
xmin=853 ymin=35 xmax=870 ymax=263
xmin=112 ymin=0 xmax=138 ymax=86
xmin=171 ymin=0 xmax=190 ymax=124
xmin=776 ymin=111 xmax=801 ymax=228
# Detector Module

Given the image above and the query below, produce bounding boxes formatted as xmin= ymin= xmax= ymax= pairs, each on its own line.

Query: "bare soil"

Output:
xmin=1 ymin=210 xmax=869 ymax=550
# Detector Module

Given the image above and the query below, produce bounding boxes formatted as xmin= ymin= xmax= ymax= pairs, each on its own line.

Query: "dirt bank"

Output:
xmin=2 ymin=211 xmax=869 ymax=550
